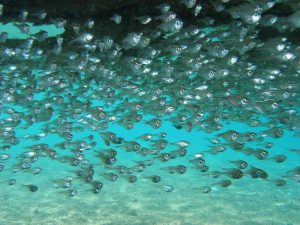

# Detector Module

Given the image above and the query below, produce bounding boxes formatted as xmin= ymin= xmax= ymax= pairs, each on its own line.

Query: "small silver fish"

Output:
xmin=162 ymin=185 xmax=174 ymax=192
xmin=14 ymin=22 xmax=30 ymax=34
xmin=135 ymin=15 xmax=152 ymax=25
xmin=181 ymin=0 xmax=196 ymax=9
xmin=122 ymin=32 xmax=142 ymax=49
xmin=156 ymin=3 xmax=171 ymax=13
xmin=172 ymin=140 xmax=189 ymax=148
xmin=191 ymin=153 xmax=204 ymax=158
xmin=51 ymin=18 xmax=67 ymax=28
xmin=68 ymin=33 xmax=93 ymax=45
xmin=156 ymin=11 xmax=177 ymax=22
xmin=32 ymin=30 xmax=48 ymax=42
xmin=110 ymin=14 xmax=122 ymax=24
xmin=0 ymin=32 xmax=8 ymax=43
xmin=18 ymin=9 xmax=29 ymax=21
xmin=33 ymin=10 xmax=47 ymax=20
xmin=85 ymin=19 xmax=94 ymax=29
xmin=0 ymin=153 xmax=10 ymax=160
xmin=194 ymin=4 xmax=202 ymax=16
xmin=158 ymin=19 xmax=183 ymax=34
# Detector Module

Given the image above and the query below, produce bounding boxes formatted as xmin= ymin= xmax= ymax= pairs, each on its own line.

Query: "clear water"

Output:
xmin=1 ymin=9 xmax=300 ymax=225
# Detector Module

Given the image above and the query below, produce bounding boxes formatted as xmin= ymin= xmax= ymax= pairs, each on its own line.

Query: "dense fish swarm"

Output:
xmin=0 ymin=0 xmax=299 ymax=196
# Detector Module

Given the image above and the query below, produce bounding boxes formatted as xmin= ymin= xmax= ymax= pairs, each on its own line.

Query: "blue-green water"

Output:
xmin=1 ymin=111 xmax=299 ymax=225
xmin=1 ymin=2 xmax=300 ymax=225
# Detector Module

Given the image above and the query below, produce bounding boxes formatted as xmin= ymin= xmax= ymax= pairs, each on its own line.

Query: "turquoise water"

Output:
xmin=1 ymin=107 xmax=299 ymax=225
xmin=1 ymin=2 xmax=300 ymax=225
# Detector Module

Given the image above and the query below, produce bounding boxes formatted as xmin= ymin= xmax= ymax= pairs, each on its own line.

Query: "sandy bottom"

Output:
xmin=0 ymin=165 xmax=299 ymax=225
xmin=1 ymin=123 xmax=299 ymax=225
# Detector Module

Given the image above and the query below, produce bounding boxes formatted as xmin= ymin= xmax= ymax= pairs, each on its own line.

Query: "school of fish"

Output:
xmin=0 ymin=0 xmax=300 ymax=196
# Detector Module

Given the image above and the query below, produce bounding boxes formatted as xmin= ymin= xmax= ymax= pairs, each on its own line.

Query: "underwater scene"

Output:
xmin=0 ymin=0 xmax=300 ymax=224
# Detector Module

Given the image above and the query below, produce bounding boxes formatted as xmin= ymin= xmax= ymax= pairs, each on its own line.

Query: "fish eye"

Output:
xmin=69 ymin=190 xmax=77 ymax=197
xmin=218 ymin=146 xmax=225 ymax=152
xmin=276 ymin=129 xmax=283 ymax=137
xmin=267 ymin=1 xmax=275 ymax=8
xmin=110 ymin=134 xmax=116 ymax=140
xmin=271 ymin=102 xmax=278 ymax=109
xmin=254 ymin=5 xmax=262 ymax=11
xmin=156 ymin=120 xmax=162 ymax=125
xmin=206 ymin=92 xmax=212 ymax=98
xmin=270 ymin=15 xmax=278 ymax=23
xmin=128 ymin=123 xmax=133 ymax=129
xmin=164 ymin=154 xmax=170 ymax=160
xmin=249 ymin=133 xmax=256 ymax=139
xmin=94 ymin=183 xmax=103 ymax=189
xmin=241 ymin=98 xmax=247 ymax=105
xmin=22 ymin=162 xmax=30 ymax=169
xmin=180 ymin=149 xmax=187 ymax=155
xmin=229 ymin=56 xmax=238 ymax=64
xmin=129 ymin=176 xmax=137 ymax=183
xmin=208 ymin=71 xmax=214 ymax=79
xmin=247 ymin=71 xmax=253 ymax=76
xmin=64 ymin=181 xmax=72 ymax=188
xmin=135 ymin=104 xmax=141 ymax=110
xmin=109 ymin=157 xmax=116 ymax=164
xmin=251 ymin=13 xmax=261 ymax=23
xmin=77 ymin=170 xmax=85 ymax=176
xmin=276 ymin=43 xmax=285 ymax=51
xmin=198 ymin=158 xmax=205 ymax=165
xmin=80 ymin=141 xmax=87 ymax=148
xmin=175 ymin=20 xmax=181 ymax=26
xmin=168 ymin=106 xmax=174 ymax=111
xmin=231 ymin=133 xmax=238 ymax=140
xmin=180 ymin=115 xmax=187 ymax=121
xmin=152 ymin=175 xmax=161 ymax=183
xmin=222 ymin=31 xmax=229 ymax=38
xmin=186 ymin=122 xmax=192 ymax=129
xmin=192 ymin=28 xmax=198 ymax=34
xmin=196 ymin=113 xmax=203 ymax=119
xmin=119 ymin=166 xmax=126 ymax=173
xmin=222 ymin=69 xmax=229 ymax=76
xmin=213 ymin=116 xmax=220 ymax=123
xmin=72 ymin=158 xmax=80 ymax=166
xmin=256 ymin=170 xmax=262 ymax=176
xmin=134 ymin=144 xmax=140 ymax=149
xmin=260 ymin=151 xmax=267 ymax=157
